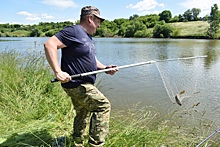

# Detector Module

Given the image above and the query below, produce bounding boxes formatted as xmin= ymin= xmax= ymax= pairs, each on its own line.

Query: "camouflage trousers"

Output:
xmin=63 ymin=83 xmax=111 ymax=147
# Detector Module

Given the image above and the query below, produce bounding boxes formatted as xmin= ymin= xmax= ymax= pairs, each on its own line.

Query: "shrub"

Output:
xmin=153 ymin=23 xmax=174 ymax=38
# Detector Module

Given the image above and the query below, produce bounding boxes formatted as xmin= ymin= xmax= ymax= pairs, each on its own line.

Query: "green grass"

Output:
xmin=10 ymin=30 xmax=30 ymax=37
xmin=0 ymin=49 xmax=219 ymax=147
xmin=0 ymin=50 xmax=73 ymax=146
xmin=169 ymin=21 xmax=210 ymax=37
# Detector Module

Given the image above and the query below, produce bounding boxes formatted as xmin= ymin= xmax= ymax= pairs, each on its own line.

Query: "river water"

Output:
xmin=1 ymin=37 xmax=220 ymax=127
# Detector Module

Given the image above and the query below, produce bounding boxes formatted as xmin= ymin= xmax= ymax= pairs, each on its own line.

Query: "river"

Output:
xmin=1 ymin=37 xmax=220 ymax=127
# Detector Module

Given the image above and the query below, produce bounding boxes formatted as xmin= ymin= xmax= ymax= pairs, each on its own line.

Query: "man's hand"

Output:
xmin=105 ymin=65 xmax=118 ymax=75
xmin=55 ymin=71 xmax=71 ymax=83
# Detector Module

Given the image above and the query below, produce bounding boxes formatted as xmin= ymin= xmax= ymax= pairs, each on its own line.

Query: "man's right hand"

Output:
xmin=55 ymin=71 xmax=71 ymax=83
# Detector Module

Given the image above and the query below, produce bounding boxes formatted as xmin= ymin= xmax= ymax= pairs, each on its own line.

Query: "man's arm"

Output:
xmin=44 ymin=35 xmax=71 ymax=82
xmin=96 ymin=58 xmax=107 ymax=70
xmin=96 ymin=58 xmax=118 ymax=75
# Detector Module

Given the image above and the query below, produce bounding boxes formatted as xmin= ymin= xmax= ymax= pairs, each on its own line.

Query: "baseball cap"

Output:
xmin=81 ymin=6 xmax=105 ymax=22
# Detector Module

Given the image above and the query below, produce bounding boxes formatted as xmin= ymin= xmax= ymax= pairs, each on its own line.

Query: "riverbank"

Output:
xmin=0 ymin=21 xmax=219 ymax=39
xmin=0 ymin=49 xmax=219 ymax=146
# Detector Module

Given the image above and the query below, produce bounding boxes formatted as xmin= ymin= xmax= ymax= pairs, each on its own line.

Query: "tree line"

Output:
xmin=0 ymin=4 xmax=219 ymax=39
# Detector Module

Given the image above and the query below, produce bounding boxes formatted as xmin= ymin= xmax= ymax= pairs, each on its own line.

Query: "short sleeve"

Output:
xmin=55 ymin=26 xmax=77 ymax=47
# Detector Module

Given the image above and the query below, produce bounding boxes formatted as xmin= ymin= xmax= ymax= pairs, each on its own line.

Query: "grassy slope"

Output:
xmin=10 ymin=30 xmax=30 ymax=37
xmin=169 ymin=21 xmax=210 ymax=37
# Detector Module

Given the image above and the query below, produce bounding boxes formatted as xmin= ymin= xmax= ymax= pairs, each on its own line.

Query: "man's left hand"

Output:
xmin=105 ymin=65 xmax=118 ymax=75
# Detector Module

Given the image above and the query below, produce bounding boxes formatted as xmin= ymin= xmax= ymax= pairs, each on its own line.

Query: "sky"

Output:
xmin=1 ymin=0 xmax=220 ymax=25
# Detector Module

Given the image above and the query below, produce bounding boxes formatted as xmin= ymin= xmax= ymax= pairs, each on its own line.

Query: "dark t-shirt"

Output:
xmin=55 ymin=25 xmax=97 ymax=88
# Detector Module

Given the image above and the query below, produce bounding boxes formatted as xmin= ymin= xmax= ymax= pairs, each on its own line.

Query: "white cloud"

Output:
xmin=152 ymin=10 xmax=160 ymax=14
xmin=17 ymin=11 xmax=54 ymax=22
xmin=41 ymin=13 xmax=54 ymax=19
xmin=142 ymin=10 xmax=160 ymax=15
xmin=26 ymin=16 xmax=41 ymax=21
xmin=17 ymin=11 xmax=34 ymax=17
xmin=41 ymin=0 xmax=77 ymax=9
xmin=17 ymin=11 xmax=40 ymax=21
xmin=127 ymin=0 xmax=165 ymax=11
xmin=180 ymin=0 xmax=220 ymax=16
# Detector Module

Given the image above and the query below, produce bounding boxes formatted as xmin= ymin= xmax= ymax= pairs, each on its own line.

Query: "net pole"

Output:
xmin=196 ymin=127 xmax=220 ymax=147
xmin=51 ymin=55 xmax=207 ymax=83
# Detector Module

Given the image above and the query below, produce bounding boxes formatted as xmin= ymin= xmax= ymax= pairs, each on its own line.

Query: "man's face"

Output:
xmin=89 ymin=15 xmax=101 ymax=34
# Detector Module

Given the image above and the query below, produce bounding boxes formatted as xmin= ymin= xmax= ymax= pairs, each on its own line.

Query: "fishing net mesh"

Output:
xmin=155 ymin=58 xmax=205 ymax=105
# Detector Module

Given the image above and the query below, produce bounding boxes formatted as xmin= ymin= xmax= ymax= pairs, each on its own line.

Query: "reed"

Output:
xmin=0 ymin=49 xmax=219 ymax=147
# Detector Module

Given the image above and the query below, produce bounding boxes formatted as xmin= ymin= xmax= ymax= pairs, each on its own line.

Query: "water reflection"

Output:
xmin=203 ymin=40 xmax=220 ymax=68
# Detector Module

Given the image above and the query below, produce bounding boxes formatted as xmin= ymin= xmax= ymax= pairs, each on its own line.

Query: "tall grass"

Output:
xmin=169 ymin=21 xmax=210 ymax=37
xmin=0 ymin=49 xmax=219 ymax=147
xmin=0 ymin=49 xmax=73 ymax=146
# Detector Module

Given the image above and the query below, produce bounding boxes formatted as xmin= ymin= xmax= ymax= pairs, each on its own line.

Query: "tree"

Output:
xmin=95 ymin=20 xmax=118 ymax=37
xmin=170 ymin=16 xmax=179 ymax=22
xmin=29 ymin=28 xmax=41 ymax=37
xmin=182 ymin=8 xmax=201 ymax=21
xmin=139 ymin=14 xmax=160 ymax=28
xmin=191 ymin=8 xmax=201 ymax=21
xmin=124 ymin=20 xmax=147 ymax=37
xmin=113 ymin=18 xmax=128 ymax=26
xmin=96 ymin=27 xmax=108 ymax=37
xmin=183 ymin=9 xmax=193 ymax=21
xmin=207 ymin=4 xmax=220 ymax=38
xmin=178 ymin=14 xmax=184 ymax=22
xmin=129 ymin=14 xmax=139 ymax=20
xmin=118 ymin=25 xmax=126 ymax=37
xmin=153 ymin=22 xmax=174 ymax=38
xmin=159 ymin=10 xmax=172 ymax=23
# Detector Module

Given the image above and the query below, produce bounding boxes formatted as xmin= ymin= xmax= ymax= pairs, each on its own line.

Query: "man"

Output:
xmin=44 ymin=6 xmax=118 ymax=147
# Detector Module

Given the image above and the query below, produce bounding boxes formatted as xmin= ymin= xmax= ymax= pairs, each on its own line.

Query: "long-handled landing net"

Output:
xmin=155 ymin=56 xmax=206 ymax=106
xmin=51 ymin=55 xmax=206 ymax=107
xmin=51 ymin=56 xmax=207 ymax=85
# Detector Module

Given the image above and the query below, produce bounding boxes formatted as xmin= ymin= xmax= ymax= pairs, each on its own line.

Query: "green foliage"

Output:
xmin=183 ymin=9 xmax=193 ymax=21
xmin=171 ymin=28 xmax=181 ymax=37
xmin=0 ymin=21 xmax=73 ymax=37
xmin=124 ymin=20 xmax=148 ymax=37
xmin=159 ymin=10 xmax=172 ymax=23
xmin=207 ymin=4 xmax=220 ymax=38
xmin=0 ymin=13 xmax=161 ymax=38
xmin=96 ymin=20 xmax=119 ymax=37
xmin=138 ymin=14 xmax=160 ymax=28
xmin=125 ymin=24 xmax=135 ymax=37
xmin=113 ymin=18 xmax=128 ymax=26
xmin=129 ymin=14 xmax=139 ymax=20
xmin=153 ymin=23 xmax=174 ymax=38
xmin=134 ymin=30 xmax=150 ymax=38
xmin=112 ymin=18 xmax=129 ymax=37
xmin=29 ymin=28 xmax=42 ymax=37
xmin=171 ymin=16 xmax=179 ymax=22
xmin=192 ymin=8 xmax=201 ymax=21
xmin=183 ymin=8 xmax=201 ymax=21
